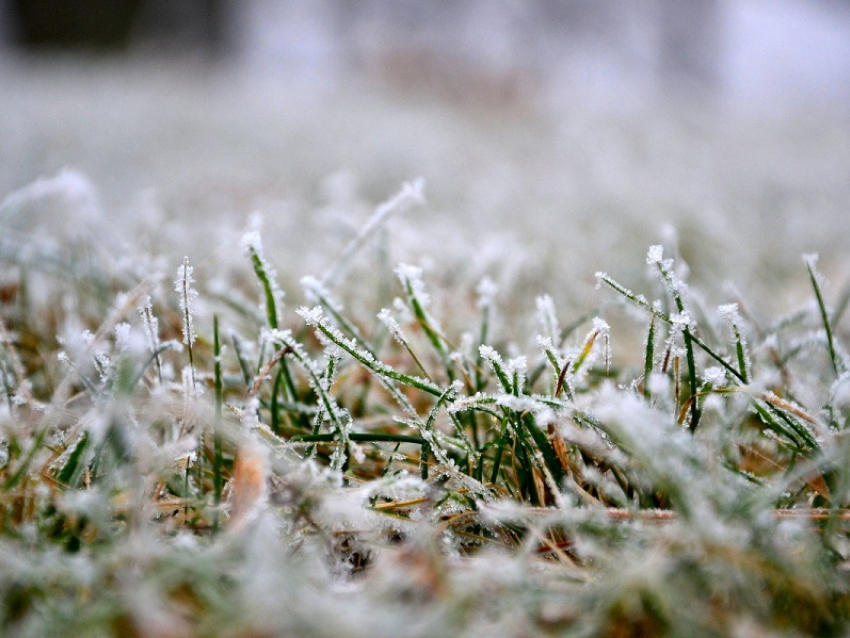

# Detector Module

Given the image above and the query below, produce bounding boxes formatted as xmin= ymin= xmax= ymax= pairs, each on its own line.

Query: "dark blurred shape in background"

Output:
xmin=4 ymin=0 xmax=236 ymax=56
xmin=1 ymin=0 xmax=849 ymax=108
xmin=8 ymin=0 xmax=142 ymax=49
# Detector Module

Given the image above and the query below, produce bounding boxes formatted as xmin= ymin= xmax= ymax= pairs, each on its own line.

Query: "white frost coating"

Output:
xmin=300 ymin=276 xmax=332 ymax=307
xmin=182 ymin=365 xmax=202 ymax=397
xmin=113 ymin=322 xmax=133 ymax=353
xmin=592 ymin=317 xmax=610 ymax=334
xmin=174 ymin=256 xmax=198 ymax=346
xmin=241 ymin=397 xmax=261 ymax=431
xmin=831 ymin=372 xmax=850 ymax=408
xmin=537 ymin=335 xmax=568 ymax=369
xmin=242 ymin=232 xmax=285 ymax=317
xmin=803 ymin=253 xmax=819 ymax=269
xmin=703 ymin=367 xmax=726 ymax=385
xmin=375 ymin=177 xmax=425 ymax=221
xmin=240 ymin=230 xmax=263 ymax=256
xmin=505 ymin=356 xmax=527 ymax=378
xmin=138 ymin=296 xmax=160 ymax=354
xmin=476 ymin=276 xmax=498 ymax=310
xmin=301 ymin=275 xmax=342 ymax=312
xmin=495 ymin=393 xmax=540 ymax=413
xmin=536 ymin=295 xmax=559 ymax=344
xmin=448 ymin=392 xmax=492 ymax=414
xmin=262 ymin=327 xmax=292 ymax=344
xmin=297 ymin=306 xmax=325 ymax=326
xmin=594 ymin=272 xmax=608 ymax=290
xmin=377 ymin=308 xmax=404 ymax=344
xmin=648 ymin=372 xmax=669 ymax=395
xmin=718 ymin=303 xmax=741 ymax=325
xmin=535 ymin=335 xmax=554 ymax=351
xmin=592 ymin=317 xmax=612 ymax=373
xmin=395 ymin=263 xmax=419 ymax=279
xmin=671 ymin=311 xmax=695 ymax=332
xmin=646 ymin=244 xmax=664 ymax=264
xmin=479 ymin=344 xmax=502 ymax=364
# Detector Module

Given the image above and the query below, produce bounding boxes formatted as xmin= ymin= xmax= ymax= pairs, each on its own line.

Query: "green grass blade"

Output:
xmin=805 ymin=256 xmax=841 ymax=375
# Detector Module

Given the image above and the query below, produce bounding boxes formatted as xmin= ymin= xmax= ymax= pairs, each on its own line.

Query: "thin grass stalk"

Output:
xmin=176 ymin=256 xmax=197 ymax=391
xmin=806 ymin=256 xmax=841 ymax=375
xmin=213 ymin=315 xmax=223 ymax=530
xmin=138 ymin=296 xmax=163 ymax=384
xmin=653 ymin=257 xmax=700 ymax=431
xmin=644 ymin=316 xmax=656 ymax=401
xmin=301 ymin=307 xmax=442 ymax=396
xmin=272 ymin=331 xmax=351 ymax=470
xmin=597 ymin=273 xmax=746 ymax=383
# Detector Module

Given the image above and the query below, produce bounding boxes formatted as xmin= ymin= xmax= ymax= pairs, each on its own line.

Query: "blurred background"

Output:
xmin=1 ymin=1 xmax=849 ymax=322
xmin=3 ymin=0 xmax=849 ymax=107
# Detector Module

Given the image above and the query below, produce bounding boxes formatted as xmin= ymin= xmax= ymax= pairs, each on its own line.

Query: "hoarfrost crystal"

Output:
xmin=175 ymin=256 xmax=198 ymax=346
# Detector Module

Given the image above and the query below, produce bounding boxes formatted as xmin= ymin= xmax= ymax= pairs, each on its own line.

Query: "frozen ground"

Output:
xmin=2 ymin=53 xmax=850 ymax=637
xmin=1 ymin=56 xmax=848 ymax=324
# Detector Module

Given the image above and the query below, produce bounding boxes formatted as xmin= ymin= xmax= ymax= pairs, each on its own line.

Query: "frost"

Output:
xmin=240 ymin=230 xmax=264 ymax=256
xmin=114 ymin=322 xmax=133 ymax=353
xmin=182 ymin=365 xmax=202 ymax=398
xmin=395 ymin=263 xmax=430 ymax=308
xmin=476 ymin=276 xmax=498 ymax=310
xmin=831 ymin=372 xmax=850 ymax=408
xmin=377 ymin=308 xmax=404 ymax=343
xmin=718 ymin=303 xmax=741 ymax=325
xmin=536 ymin=295 xmax=559 ymax=344
xmin=297 ymin=306 xmax=325 ymax=326
xmin=174 ymin=256 xmax=198 ymax=346
xmin=505 ymin=356 xmax=527 ymax=378
xmin=594 ymin=271 xmax=608 ymax=290
xmin=592 ymin=317 xmax=610 ymax=334
xmin=646 ymin=244 xmax=664 ymax=264
xmin=648 ymin=372 xmax=670 ymax=395
xmin=703 ymin=366 xmax=726 ymax=385
xmin=479 ymin=344 xmax=501 ymax=364
xmin=301 ymin=275 xmax=339 ymax=310
xmin=243 ymin=232 xmax=285 ymax=321
xmin=535 ymin=335 xmax=554 ymax=350
xmin=670 ymin=311 xmax=695 ymax=332
xmin=138 ymin=296 xmax=160 ymax=352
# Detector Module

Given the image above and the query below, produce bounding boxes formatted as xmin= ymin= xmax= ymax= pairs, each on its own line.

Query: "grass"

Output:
xmin=1 ymin=168 xmax=850 ymax=638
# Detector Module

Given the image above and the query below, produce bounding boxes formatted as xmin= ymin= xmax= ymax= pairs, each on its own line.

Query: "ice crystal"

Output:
xmin=536 ymin=295 xmax=560 ymax=345
xmin=174 ymin=256 xmax=198 ymax=346
xmin=478 ymin=344 xmax=501 ymax=364
xmin=395 ymin=263 xmax=430 ymax=308
xmin=138 ymin=296 xmax=160 ymax=353
xmin=297 ymin=306 xmax=325 ymax=327
xmin=646 ymin=244 xmax=664 ymax=264
xmin=703 ymin=366 xmax=726 ymax=385
xmin=718 ymin=303 xmax=742 ymax=325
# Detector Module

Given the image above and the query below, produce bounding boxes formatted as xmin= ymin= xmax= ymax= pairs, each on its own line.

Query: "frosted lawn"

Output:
xmin=1 ymin=163 xmax=849 ymax=636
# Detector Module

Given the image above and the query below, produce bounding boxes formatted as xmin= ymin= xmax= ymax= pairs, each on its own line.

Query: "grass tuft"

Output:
xmin=0 ymin=177 xmax=848 ymax=637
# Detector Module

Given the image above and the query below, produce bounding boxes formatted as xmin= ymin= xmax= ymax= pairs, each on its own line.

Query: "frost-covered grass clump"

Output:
xmin=1 ymin=173 xmax=850 ymax=638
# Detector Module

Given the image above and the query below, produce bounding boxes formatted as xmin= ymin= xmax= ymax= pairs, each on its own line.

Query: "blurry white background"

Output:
xmin=0 ymin=0 xmax=848 ymax=317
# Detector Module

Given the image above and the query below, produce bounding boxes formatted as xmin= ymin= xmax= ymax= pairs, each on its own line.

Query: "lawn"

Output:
xmin=1 ymin=58 xmax=849 ymax=637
